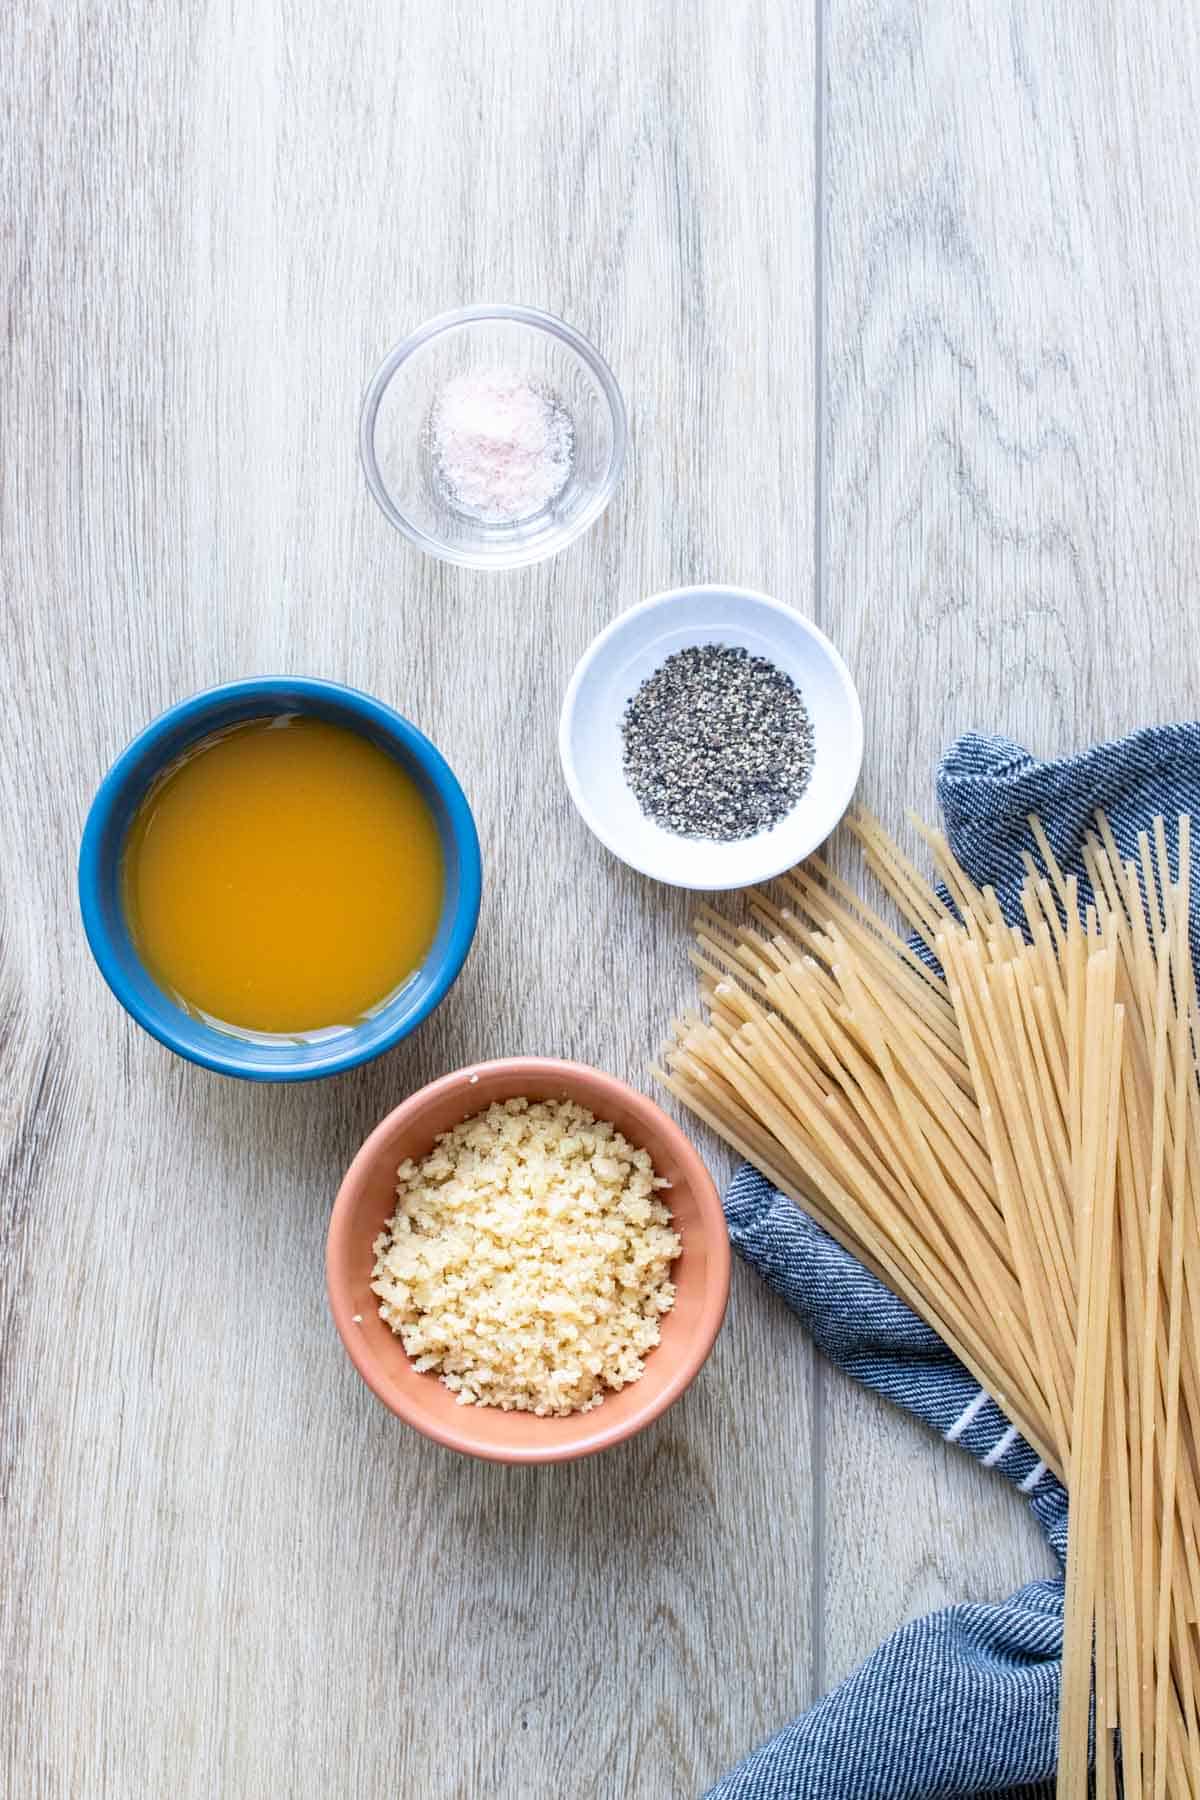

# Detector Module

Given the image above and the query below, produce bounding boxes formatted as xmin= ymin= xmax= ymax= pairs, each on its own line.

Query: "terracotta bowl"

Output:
xmin=326 ymin=1057 xmax=730 ymax=1462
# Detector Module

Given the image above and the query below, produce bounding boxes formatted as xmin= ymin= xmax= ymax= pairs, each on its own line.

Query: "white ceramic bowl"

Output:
xmin=558 ymin=585 xmax=863 ymax=890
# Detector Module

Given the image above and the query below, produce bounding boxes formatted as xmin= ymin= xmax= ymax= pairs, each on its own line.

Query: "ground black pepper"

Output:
xmin=620 ymin=643 xmax=815 ymax=841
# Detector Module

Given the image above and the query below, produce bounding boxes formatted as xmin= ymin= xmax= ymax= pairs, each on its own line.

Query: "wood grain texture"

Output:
xmin=821 ymin=0 xmax=1200 ymax=1688
xmin=1 ymin=2 xmax=816 ymax=1796
xmin=14 ymin=0 xmax=1190 ymax=1787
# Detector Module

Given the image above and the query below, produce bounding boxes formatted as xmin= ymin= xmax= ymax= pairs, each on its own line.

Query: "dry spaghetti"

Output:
xmin=656 ymin=806 xmax=1200 ymax=1798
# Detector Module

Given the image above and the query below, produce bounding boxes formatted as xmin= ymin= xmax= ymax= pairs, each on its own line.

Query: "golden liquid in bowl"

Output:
xmin=121 ymin=715 xmax=444 ymax=1034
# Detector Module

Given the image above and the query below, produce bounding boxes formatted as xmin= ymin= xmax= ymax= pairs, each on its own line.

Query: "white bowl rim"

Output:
xmin=358 ymin=302 xmax=629 ymax=570
xmin=558 ymin=582 xmax=865 ymax=889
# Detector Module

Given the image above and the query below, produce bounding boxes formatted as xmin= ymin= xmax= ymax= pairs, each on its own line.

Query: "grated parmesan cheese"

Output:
xmin=370 ymin=1097 xmax=681 ymax=1416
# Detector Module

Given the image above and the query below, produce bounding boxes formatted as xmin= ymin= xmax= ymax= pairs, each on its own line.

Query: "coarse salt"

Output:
xmin=429 ymin=370 xmax=573 ymax=524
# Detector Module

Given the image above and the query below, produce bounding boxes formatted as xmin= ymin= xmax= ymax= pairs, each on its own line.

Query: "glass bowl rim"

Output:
xmin=357 ymin=303 xmax=629 ymax=570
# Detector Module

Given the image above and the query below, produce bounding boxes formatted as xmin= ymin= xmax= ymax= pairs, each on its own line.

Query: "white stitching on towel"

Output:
xmin=945 ymin=1387 xmax=989 ymax=1443
xmin=983 ymin=1424 xmax=1018 ymax=1468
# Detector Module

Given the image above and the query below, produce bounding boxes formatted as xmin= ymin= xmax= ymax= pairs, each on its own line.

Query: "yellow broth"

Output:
xmin=121 ymin=715 xmax=444 ymax=1033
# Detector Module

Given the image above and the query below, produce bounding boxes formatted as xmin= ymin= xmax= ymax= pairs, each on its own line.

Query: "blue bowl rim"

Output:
xmin=78 ymin=676 xmax=483 ymax=1082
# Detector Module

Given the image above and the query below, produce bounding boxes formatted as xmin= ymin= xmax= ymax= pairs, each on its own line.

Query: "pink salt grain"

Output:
xmin=430 ymin=370 xmax=573 ymax=523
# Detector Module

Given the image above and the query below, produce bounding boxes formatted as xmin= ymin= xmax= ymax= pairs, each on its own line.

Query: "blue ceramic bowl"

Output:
xmin=78 ymin=677 xmax=482 ymax=1082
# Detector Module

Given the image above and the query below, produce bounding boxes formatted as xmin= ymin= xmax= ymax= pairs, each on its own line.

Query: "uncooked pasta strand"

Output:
xmin=780 ymin=858 xmax=957 ymax=1009
xmin=943 ymin=933 xmax=1071 ymax=1460
xmin=1028 ymin=814 xmax=1070 ymax=909
xmin=846 ymin=809 xmax=959 ymax=939
xmin=1107 ymin=1223 xmax=1143 ymax=1794
xmin=657 ymin=807 xmax=1200 ymax=1788
xmin=906 ymin=815 xmax=993 ymax=934
xmin=1059 ymin=971 xmax=1122 ymax=1798
xmin=1009 ymin=958 xmax=1076 ymax=1307
xmin=784 ymin=860 xmax=964 ymax=1044
xmin=1154 ymin=881 xmax=1191 ymax=1800
xmin=664 ymin=1014 xmax=1057 ymax=1466
xmin=836 ymin=951 xmax=996 ymax=1188
xmin=833 ymin=945 xmax=1030 ymax=1338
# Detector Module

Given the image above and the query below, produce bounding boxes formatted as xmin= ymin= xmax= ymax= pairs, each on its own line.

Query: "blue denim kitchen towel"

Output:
xmin=705 ymin=723 xmax=1200 ymax=1800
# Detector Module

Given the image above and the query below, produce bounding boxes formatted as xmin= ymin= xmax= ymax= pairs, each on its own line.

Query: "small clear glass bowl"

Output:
xmin=359 ymin=304 xmax=628 ymax=570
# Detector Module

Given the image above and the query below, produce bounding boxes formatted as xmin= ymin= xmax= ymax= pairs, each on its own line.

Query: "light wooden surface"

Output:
xmin=820 ymin=0 xmax=1200 ymax=1691
xmin=2 ymin=1 xmax=1197 ymax=1793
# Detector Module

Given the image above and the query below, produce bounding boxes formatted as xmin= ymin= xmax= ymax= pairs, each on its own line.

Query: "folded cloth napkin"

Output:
xmin=705 ymin=723 xmax=1200 ymax=1800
